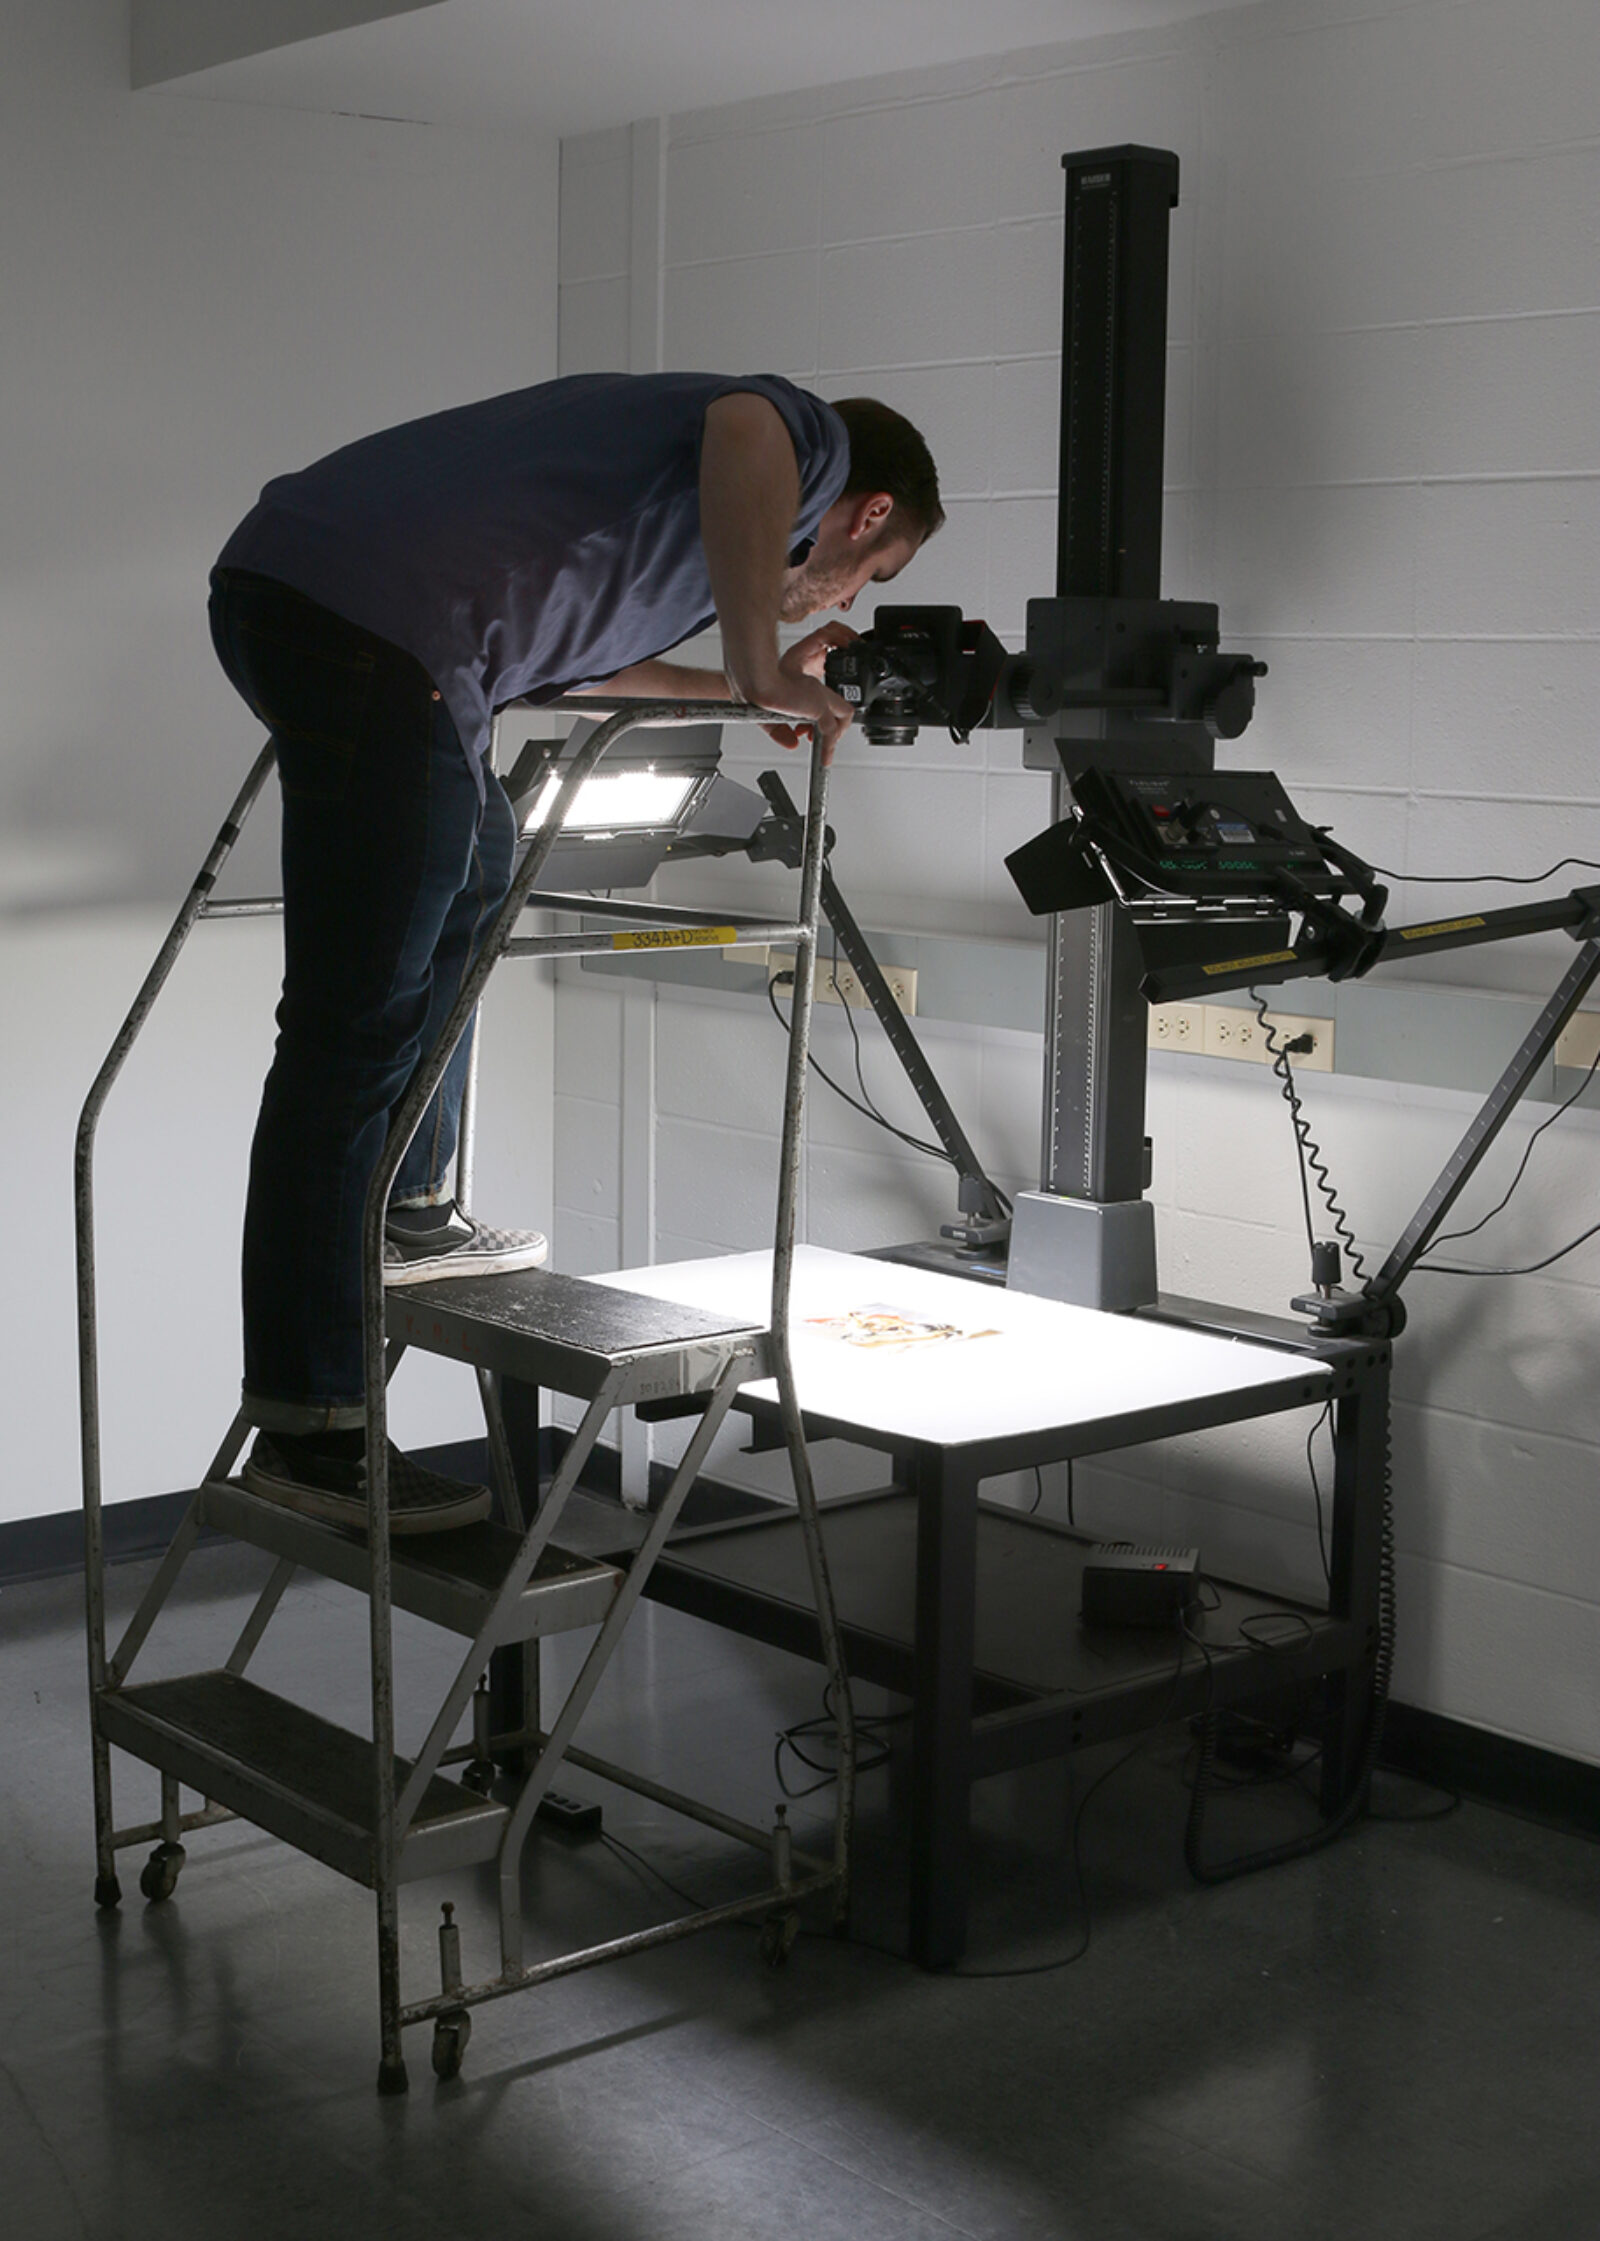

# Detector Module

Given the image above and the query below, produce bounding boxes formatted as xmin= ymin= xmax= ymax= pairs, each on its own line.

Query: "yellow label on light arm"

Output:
xmin=1399 ymin=916 xmax=1486 ymax=941
xmin=611 ymin=926 xmax=740 ymax=951
xmin=1201 ymin=950 xmax=1298 ymax=975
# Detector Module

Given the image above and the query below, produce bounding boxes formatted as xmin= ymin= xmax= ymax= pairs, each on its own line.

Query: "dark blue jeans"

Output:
xmin=209 ymin=569 xmax=516 ymax=1430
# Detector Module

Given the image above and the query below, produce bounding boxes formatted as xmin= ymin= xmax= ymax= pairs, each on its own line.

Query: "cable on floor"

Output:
xmin=775 ymin=1679 xmax=909 ymax=1801
xmin=1184 ymin=1410 xmax=1397 ymax=1885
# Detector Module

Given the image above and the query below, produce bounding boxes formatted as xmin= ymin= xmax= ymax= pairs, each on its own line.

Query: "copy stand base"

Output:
xmin=1005 ymin=1189 xmax=1157 ymax=1311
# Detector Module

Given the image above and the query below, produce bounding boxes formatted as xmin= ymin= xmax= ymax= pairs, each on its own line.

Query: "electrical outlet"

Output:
xmin=1201 ymin=1004 xmax=1334 ymax=1071
xmin=767 ymin=954 xmax=917 ymax=1014
xmin=818 ymin=961 xmax=860 ymax=1006
xmin=1148 ymin=1003 xmax=1205 ymax=1052
xmin=1259 ymin=1011 xmax=1335 ymax=1073
xmin=882 ymin=967 xmax=918 ymax=1015
xmin=1555 ymin=1011 xmax=1600 ymax=1070
xmin=1203 ymin=1005 xmax=1268 ymax=1062
xmin=818 ymin=960 xmax=917 ymax=1014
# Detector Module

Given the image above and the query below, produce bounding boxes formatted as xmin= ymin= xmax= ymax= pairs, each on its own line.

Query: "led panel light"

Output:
xmin=521 ymin=764 xmax=702 ymax=837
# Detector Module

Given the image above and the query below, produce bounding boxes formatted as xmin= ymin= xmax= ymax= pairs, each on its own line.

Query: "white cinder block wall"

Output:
xmin=1 ymin=5 xmax=560 ymax=1522
xmin=555 ymin=0 xmax=1600 ymax=1764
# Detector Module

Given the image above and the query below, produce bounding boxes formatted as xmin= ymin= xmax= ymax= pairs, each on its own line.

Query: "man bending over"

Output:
xmin=209 ymin=374 xmax=941 ymax=1531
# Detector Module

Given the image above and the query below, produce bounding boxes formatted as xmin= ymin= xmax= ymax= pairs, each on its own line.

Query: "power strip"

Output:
xmin=536 ymin=1789 xmax=602 ymax=1839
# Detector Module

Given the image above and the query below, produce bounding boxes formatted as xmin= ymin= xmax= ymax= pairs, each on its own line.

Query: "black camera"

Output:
xmin=824 ymin=607 xmax=1059 ymax=746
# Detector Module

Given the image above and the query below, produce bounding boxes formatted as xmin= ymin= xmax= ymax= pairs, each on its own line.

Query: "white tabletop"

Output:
xmin=590 ymin=1247 xmax=1321 ymax=1450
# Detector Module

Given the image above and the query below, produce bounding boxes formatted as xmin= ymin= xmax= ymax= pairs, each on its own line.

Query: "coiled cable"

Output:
xmin=1251 ymin=989 xmax=1369 ymax=1282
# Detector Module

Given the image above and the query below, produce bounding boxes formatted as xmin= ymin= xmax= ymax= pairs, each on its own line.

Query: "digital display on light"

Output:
xmin=521 ymin=766 xmax=701 ymax=836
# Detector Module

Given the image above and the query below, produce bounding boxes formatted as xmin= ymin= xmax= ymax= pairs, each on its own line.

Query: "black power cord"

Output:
xmin=1305 ymin=1401 xmax=1333 ymax=1588
xmin=1418 ymin=1218 xmax=1600 ymax=1278
xmin=1414 ymin=1037 xmax=1600 ymax=1277
xmin=768 ymin=941 xmax=1013 ymax=1219
xmin=1369 ymin=854 xmax=1600 ymax=887
xmin=1250 ymin=989 xmax=1368 ymax=1281
xmin=774 ymin=1680 xmax=908 ymax=1801
xmin=951 ymin=1626 xmax=1200 ymax=1980
xmin=766 ymin=971 xmax=955 ymax=1169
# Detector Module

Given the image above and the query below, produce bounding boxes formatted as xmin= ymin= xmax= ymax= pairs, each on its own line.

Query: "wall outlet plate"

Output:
xmin=767 ymin=953 xmax=917 ymax=1014
xmin=1258 ymin=1011 xmax=1335 ymax=1073
xmin=1148 ymin=1002 xmax=1205 ymax=1052
xmin=1202 ymin=1004 xmax=1269 ymax=1062
xmin=1149 ymin=1002 xmax=1335 ymax=1071
xmin=1555 ymin=1011 xmax=1600 ymax=1071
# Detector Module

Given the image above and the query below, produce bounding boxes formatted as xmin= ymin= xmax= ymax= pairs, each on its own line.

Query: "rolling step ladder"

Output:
xmin=76 ymin=700 xmax=856 ymax=2091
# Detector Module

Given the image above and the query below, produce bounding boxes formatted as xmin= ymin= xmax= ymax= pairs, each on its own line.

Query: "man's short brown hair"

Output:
xmin=832 ymin=397 xmax=945 ymax=542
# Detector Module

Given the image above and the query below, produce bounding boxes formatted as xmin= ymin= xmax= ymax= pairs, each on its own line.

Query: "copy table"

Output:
xmin=592 ymin=1247 xmax=1388 ymax=1965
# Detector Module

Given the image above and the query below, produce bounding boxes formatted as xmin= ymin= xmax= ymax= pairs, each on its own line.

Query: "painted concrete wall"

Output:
xmin=554 ymin=0 xmax=1600 ymax=1762
xmin=1 ymin=3 xmax=560 ymax=1521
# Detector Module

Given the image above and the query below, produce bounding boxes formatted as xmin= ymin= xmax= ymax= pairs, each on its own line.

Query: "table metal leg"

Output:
xmin=907 ymin=1452 xmax=980 ymax=1968
xmin=1321 ymin=1347 xmax=1391 ymax=1815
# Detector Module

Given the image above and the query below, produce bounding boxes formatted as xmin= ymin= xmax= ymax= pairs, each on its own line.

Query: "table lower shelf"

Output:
xmin=637 ymin=1489 xmax=1365 ymax=1769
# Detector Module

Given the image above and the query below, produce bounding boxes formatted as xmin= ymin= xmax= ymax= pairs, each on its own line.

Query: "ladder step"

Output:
xmin=387 ymin=1267 xmax=770 ymax=1400
xmin=202 ymin=1480 xmax=622 ymax=1641
xmin=97 ymin=1671 xmax=507 ymax=1887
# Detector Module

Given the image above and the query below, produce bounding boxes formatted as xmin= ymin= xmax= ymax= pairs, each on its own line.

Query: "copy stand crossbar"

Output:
xmin=75 ymin=701 xmax=857 ymax=2092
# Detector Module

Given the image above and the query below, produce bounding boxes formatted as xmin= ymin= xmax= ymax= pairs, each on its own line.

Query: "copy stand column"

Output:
xmin=1012 ymin=146 xmax=1183 ymax=1310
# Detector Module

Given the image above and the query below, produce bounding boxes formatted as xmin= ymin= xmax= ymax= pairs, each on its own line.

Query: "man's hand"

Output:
xmin=756 ymin=620 xmax=858 ymax=758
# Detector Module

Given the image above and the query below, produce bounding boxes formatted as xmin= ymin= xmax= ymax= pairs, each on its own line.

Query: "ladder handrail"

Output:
xmin=75 ymin=744 xmax=277 ymax=1722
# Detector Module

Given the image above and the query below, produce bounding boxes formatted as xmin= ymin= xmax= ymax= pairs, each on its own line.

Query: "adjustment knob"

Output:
xmin=1001 ymin=658 xmax=1061 ymax=726
xmin=1202 ymin=659 xmax=1266 ymax=740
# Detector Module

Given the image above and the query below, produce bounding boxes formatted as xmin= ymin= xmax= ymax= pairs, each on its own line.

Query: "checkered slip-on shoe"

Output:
xmin=383 ymin=1202 xmax=549 ymax=1287
xmin=241 ymin=1434 xmax=492 ymax=1535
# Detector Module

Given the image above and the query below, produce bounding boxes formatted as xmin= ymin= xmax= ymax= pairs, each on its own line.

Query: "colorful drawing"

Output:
xmin=804 ymin=1303 xmax=1001 ymax=1351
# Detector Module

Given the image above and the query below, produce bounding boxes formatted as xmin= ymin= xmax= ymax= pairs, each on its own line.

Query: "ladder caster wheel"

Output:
xmin=138 ymin=1842 xmax=185 ymax=1904
xmin=759 ymin=1910 xmax=800 ymax=1971
xmin=431 ymin=2009 xmax=471 ymax=2080
xmin=94 ymin=1872 xmax=122 ymax=1911
xmin=460 ymin=1761 xmax=495 ymax=1796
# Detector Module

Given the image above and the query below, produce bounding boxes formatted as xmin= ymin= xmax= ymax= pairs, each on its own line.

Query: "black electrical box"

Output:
xmin=1081 ymin=1543 xmax=1200 ymax=1628
xmin=1071 ymin=769 xmax=1333 ymax=896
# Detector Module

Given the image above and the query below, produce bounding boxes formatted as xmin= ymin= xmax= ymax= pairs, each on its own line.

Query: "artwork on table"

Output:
xmin=804 ymin=1303 xmax=1001 ymax=1352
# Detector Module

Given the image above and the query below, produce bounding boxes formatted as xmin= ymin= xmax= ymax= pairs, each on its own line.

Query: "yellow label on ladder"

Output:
xmin=611 ymin=926 xmax=741 ymax=951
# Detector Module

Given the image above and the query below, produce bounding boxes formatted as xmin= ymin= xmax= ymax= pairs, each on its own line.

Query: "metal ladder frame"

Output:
xmin=75 ymin=701 xmax=857 ymax=2091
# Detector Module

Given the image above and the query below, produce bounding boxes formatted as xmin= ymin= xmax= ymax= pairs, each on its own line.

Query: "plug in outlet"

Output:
xmin=1555 ymin=1011 xmax=1600 ymax=1071
xmin=1148 ymin=1003 xmax=1205 ymax=1052
xmin=767 ymin=953 xmax=917 ymax=1014
xmin=1202 ymin=1005 xmax=1335 ymax=1071
xmin=1258 ymin=1011 xmax=1335 ymax=1073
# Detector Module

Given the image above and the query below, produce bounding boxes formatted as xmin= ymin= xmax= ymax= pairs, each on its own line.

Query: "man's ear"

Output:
xmin=848 ymin=491 xmax=895 ymax=542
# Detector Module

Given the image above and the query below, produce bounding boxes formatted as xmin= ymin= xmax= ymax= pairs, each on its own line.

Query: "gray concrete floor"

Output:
xmin=5 ymin=1533 xmax=1599 ymax=2241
